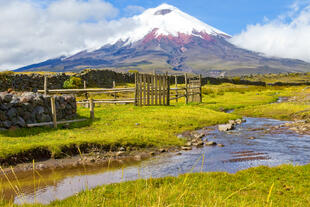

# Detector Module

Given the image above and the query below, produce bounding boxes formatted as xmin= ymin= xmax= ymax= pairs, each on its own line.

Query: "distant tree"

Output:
xmin=63 ymin=77 xmax=83 ymax=89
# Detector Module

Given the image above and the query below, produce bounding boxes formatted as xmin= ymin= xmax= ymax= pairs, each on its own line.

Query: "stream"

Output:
xmin=2 ymin=112 xmax=310 ymax=204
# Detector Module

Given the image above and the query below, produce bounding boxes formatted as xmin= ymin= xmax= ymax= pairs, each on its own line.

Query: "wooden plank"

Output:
xmin=38 ymin=88 xmax=134 ymax=94
xmin=155 ymin=74 xmax=158 ymax=105
xmin=147 ymin=74 xmax=150 ymax=106
xmin=84 ymin=81 xmax=89 ymax=108
xmin=44 ymin=76 xmax=48 ymax=96
xmin=185 ymin=73 xmax=188 ymax=104
xmin=113 ymin=81 xmax=116 ymax=101
xmin=27 ymin=119 xmax=88 ymax=127
xmin=143 ymin=74 xmax=146 ymax=106
xmin=79 ymin=100 xmax=135 ymax=104
xmin=88 ymin=89 xmax=135 ymax=95
xmin=78 ymin=98 xmax=135 ymax=102
xmin=175 ymin=75 xmax=178 ymax=103
xmin=50 ymin=96 xmax=57 ymax=128
xmin=90 ymin=99 xmax=94 ymax=120
xmin=158 ymin=74 xmax=162 ymax=105
xmin=135 ymin=73 xmax=138 ymax=106
xmin=139 ymin=74 xmax=143 ymax=106
xmin=167 ymin=73 xmax=170 ymax=106
xmin=151 ymin=74 xmax=154 ymax=105
xmin=199 ymin=74 xmax=202 ymax=103
xmin=163 ymin=74 xmax=166 ymax=105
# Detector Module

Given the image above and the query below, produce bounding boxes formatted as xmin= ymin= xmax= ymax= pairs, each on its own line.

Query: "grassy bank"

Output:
xmin=234 ymin=87 xmax=310 ymax=120
xmin=235 ymin=102 xmax=310 ymax=120
xmin=0 ymin=105 xmax=235 ymax=161
xmin=0 ymin=84 xmax=284 ymax=163
xmin=8 ymin=164 xmax=308 ymax=207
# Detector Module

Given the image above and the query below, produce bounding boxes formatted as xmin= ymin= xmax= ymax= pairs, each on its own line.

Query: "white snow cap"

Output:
xmin=108 ymin=3 xmax=230 ymax=44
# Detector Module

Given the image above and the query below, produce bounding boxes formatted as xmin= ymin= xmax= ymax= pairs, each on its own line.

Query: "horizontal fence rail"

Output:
xmin=40 ymin=73 xmax=202 ymax=107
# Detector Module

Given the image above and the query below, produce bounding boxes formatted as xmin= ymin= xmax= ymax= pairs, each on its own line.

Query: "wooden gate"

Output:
xmin=185 ymin=74 xmax=202 ymax=103
xmin=135 ymin=73 xmax=170 ymax=106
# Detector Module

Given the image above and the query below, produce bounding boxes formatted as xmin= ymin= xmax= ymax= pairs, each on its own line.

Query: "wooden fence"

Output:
xmin=135 ymin=73 xmax=170 ymax=106
xmin=39 ymin=72 xmax=202 ymax=107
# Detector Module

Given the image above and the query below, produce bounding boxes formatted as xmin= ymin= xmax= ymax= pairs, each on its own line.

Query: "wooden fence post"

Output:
xmin=44 ymin=76 xmax=48 ymax=96
xmin=90 ymin=99 xmax=94 ymax=120
xmin=50 ymin=96 xmax=57 ymax=128
xmin=113 ymin=81 xmax=117 ymax=102
xmin=175 ymin=75 xmax=178 ymax=103
xmin=185 ymin=73 xmax=188 ymax=104
xmin=84 ymin=81 xmax=89 ymax=108
xmin=199 ymin=74 xmax=202 ymax=103
xmin=147 ymin=75 xmax=150 ymax=106
xmin=167 ymin=72 xmax=170 ymax=106
xmin=134 ymin=73 xmax=138 ymax=106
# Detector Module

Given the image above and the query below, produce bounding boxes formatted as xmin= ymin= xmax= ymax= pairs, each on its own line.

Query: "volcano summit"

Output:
xmin=16 ymin=4 xmax=310 ymax=75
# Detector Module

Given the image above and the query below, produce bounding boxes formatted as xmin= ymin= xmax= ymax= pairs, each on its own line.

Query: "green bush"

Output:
xmin=63 ymin=77 xmax=83 ymax=89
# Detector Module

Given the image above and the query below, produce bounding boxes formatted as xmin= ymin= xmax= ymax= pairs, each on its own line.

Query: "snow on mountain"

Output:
xmin=16 ymin=3 xmax=310 ymax=74
xmin=107 ymin=3 xmax=230 ymax=45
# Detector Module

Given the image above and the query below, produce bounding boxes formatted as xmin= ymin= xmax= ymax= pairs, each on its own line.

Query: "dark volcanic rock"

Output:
xmin=0 ymin=92 xmax=76 ymax=129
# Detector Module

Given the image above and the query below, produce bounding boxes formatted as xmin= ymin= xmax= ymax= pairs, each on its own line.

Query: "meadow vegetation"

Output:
xmin=0 ymin=83 xmax=288 ymax=161
xmin=3 ymin=164 xmax=309 ymax=207
xmin=240 ymin=72 xmax=310 ymax=84
xmin=2 ymin=83 xmax=310 ymax=207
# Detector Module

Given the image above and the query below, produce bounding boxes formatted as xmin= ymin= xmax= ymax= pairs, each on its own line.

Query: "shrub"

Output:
xmin=128 ymin=70 xmax=139 ymax=74
xmin=63 ymin=77 xmax=83 ymax=89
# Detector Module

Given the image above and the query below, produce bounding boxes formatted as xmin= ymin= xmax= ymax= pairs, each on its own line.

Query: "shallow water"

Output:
xmin=2 ymin=117 xmax=310 ymax=204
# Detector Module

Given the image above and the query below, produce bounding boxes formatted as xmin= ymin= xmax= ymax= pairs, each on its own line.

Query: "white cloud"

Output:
xmin=231 ymin=0 xmax=310 ymax=62
xmin=0 ymin=0 xmax=139 ymax=70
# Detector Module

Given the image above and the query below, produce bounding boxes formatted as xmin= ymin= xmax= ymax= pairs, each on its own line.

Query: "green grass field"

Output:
xmin=1 ymin=84 xmax=310 ymax=207
xmin=0 ymin=84 xmax=284 ymax=161
xmin=3 ymin=164 xmax=309 ymax=207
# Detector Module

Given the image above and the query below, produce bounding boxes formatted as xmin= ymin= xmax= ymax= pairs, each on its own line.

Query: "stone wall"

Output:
xmin=0 ymin=70 xmax=135 ymax=92
xmin=0 ymin=69 xmax=270 ymax=93
xmin=0 ymin=92 xmax=76 ymax=129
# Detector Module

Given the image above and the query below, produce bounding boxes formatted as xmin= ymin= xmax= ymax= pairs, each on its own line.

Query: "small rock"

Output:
xmin=119 ymin=147 xmax=126 ymax=151
xmin=116 ymin=151 xmax=125 ymax=156
xmin=193 ymin=141 xmax=204 ymax=147
xmin=37 ymin=164 xmax=46 ymax=170
xmin=185 ymin=142 xmax=192 ymax=147
xmin=218 ymin=123 xmax=235 ymax=132
xmin=248 ymin=136 xmax=256 ymax=140
xmin=177 ymin=134 xmax=186 ymax=139
xmin=159 ymin=148 xmax=166 ymax=153
xmin=228 ymin=120 xmax=236 ymax=125
xmin=235 ymin=119 xmax=243 ymax=125
xmin=205 ymin=141 xmax=217 ymax=146
xmin=149 ymin=152 xmax=155 ymax=156
xmin=181 ymin=146 xmax=192 ymax=150
xmin=176 ymin=152 xmax=182 ymax=155
xmin=193 ymin=133 xmax=205 ymax=139
xmin=134 ymin=155 xmax=142 ymax=161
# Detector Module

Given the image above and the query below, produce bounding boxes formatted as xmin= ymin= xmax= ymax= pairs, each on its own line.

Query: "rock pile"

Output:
xmin=0 ymin=92 xmax=76 ymax=129
xmin=218 ymin=119 xmax=246 ymax=132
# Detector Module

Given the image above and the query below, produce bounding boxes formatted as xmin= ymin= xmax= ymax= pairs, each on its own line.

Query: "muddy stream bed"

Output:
xmin=2 ymin=115 xmax=310 ymax=204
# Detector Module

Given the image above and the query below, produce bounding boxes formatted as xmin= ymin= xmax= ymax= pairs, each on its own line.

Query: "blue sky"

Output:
xmin=1 ymin=0 xmax=310 ymax=70
xmin=113 ymin=0 xmax=297 ymax=35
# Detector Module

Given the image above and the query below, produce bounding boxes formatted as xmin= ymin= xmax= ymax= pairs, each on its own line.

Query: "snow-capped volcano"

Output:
xmin=108 ymin=3 xmax=230 ymax=45
xmin=16 ymin=4 xmax=310 ymax=75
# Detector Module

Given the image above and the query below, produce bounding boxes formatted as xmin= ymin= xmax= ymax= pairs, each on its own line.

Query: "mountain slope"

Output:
xmin=16 ymin=4 xmax=310 ymax=75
